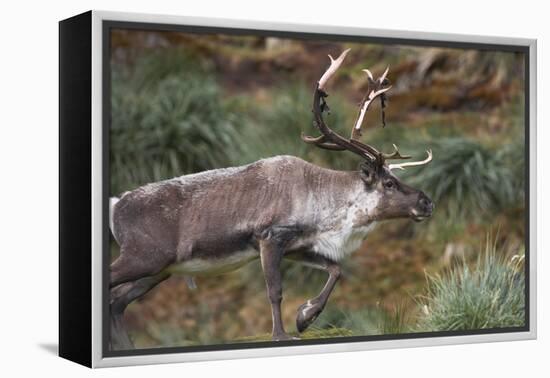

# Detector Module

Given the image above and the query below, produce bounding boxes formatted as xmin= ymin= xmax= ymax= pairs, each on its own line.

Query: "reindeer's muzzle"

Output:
xmin=411 ymin=192 xmax=433 ymax=222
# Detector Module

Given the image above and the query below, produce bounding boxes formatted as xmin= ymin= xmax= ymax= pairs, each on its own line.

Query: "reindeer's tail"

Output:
xmin=109 ymin=197 xmax=120 ymax=244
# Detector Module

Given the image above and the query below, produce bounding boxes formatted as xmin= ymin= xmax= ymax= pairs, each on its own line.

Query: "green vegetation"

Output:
xmin=110 ymin=49 xmax=243 ymax=194
xmin=314 ymin=304 xmax=411 ymax=336
xmin=129 ymin=235 xmax=526 ymax=348
xmin=417 ymin=239 xmax=525 ymax=331
xmin=229 ymin=85 xmax=358 ymax=170
xmin=236 ymin=327 xmax=353 ymax=343
xmin=403 ymin=137 xmax=524 ymax=220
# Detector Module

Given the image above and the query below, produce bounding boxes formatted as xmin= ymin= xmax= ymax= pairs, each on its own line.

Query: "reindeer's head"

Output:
xmin=302 ymin=49 xmax=434 ymax=223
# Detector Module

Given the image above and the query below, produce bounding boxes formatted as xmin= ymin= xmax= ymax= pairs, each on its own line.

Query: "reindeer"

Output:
xmin=108 ymin=49 xmax=434 ymax=349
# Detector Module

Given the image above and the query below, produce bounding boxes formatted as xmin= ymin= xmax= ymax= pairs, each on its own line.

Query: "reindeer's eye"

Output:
xmin=384 ymin=180 xmax=395 ymax=189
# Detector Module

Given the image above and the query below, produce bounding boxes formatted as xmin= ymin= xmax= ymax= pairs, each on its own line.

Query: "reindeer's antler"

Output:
xmin=351 ymin=66 xmax=391 ymax=139
xmin=389 ymin=149 xmax=433 ymax=171
xmin=301 ymin=49 xmax=411 ymax=165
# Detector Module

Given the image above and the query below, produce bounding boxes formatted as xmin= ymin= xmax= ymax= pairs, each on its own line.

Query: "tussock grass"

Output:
xmin=401 ymin=137 xmax=524 ymax=221
xmin=227 ymin=84 xmax=358 ymax=171
xmin=110 ymin=49 xmax=243 ymax=194
xmin=417 ymin=239 xmax=525 ymax=331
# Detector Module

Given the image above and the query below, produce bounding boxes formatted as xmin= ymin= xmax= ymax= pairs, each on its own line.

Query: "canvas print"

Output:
xmin=107 ymin=27 xmax=527 ymax=353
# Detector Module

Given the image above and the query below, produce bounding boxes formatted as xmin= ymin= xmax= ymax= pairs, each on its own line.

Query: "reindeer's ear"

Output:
xmin=359 ymin=162 xmax=377 ymax=186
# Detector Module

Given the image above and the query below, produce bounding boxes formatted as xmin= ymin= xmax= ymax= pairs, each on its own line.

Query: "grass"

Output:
xmin=130 ymin=235 xmax=527 ymax=348
xmin=314 ymin=304 xmax=411 ymax=336
xmin=216 ymin=304 xmax=410 ymax=343
xmin=235 ymin=327 xmax=353 ymax=343
xmin=226 ymin=84 xmax=359 ymax=170
xmin=400 ymin=137 xmax=524 ymax=222
xmin=416 ymin=238 xmax=525 ymax=331
xmin=110 ymin=49 xmax=244 ymax=194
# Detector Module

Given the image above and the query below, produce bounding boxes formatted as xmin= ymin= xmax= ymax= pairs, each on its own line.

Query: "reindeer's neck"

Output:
xmin=287 ymin=164 xmax=375 ymax=226
xmin=286 ymin=165 xmax=379 ymax=261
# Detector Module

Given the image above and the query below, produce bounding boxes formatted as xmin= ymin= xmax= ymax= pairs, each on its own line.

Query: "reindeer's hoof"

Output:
xmin=272 ymin=333 xmax=300 ymax=341
xmin=296 ymin=301 xmax=322 ymax=333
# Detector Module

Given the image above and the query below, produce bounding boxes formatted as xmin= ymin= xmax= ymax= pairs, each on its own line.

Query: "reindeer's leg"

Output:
xmin=287 ymin=253 xmax=341 ymax=333
xmin=259 ymin=239 xmax=287 ymax=341
xmin=110 ymin=271 xmax=171 ymax=350
xmin=110 ymin=246 xmax=172 ymax=288
xmin=259 ymin=234 xmax=298 ymax=341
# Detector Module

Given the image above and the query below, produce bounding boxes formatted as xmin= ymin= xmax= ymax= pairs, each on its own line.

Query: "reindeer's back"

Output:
xmin=111 ymin=155 xmax=311 ymax=254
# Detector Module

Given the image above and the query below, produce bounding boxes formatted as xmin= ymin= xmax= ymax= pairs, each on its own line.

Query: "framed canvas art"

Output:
xmin=59 ymin=10 xmax=537 ymax=368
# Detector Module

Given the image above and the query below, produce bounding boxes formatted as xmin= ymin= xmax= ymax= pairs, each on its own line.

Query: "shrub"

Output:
xmin=417 ymin=239 xmax=525 ymax=331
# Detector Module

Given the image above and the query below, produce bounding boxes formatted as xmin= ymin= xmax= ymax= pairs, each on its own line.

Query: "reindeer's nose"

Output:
xmin=417 ymin=193 xmax=434 ymax=214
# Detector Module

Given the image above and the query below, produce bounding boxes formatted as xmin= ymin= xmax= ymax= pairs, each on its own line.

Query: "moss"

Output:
xmin=234 ymin=327 xmax=354 ymax=343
